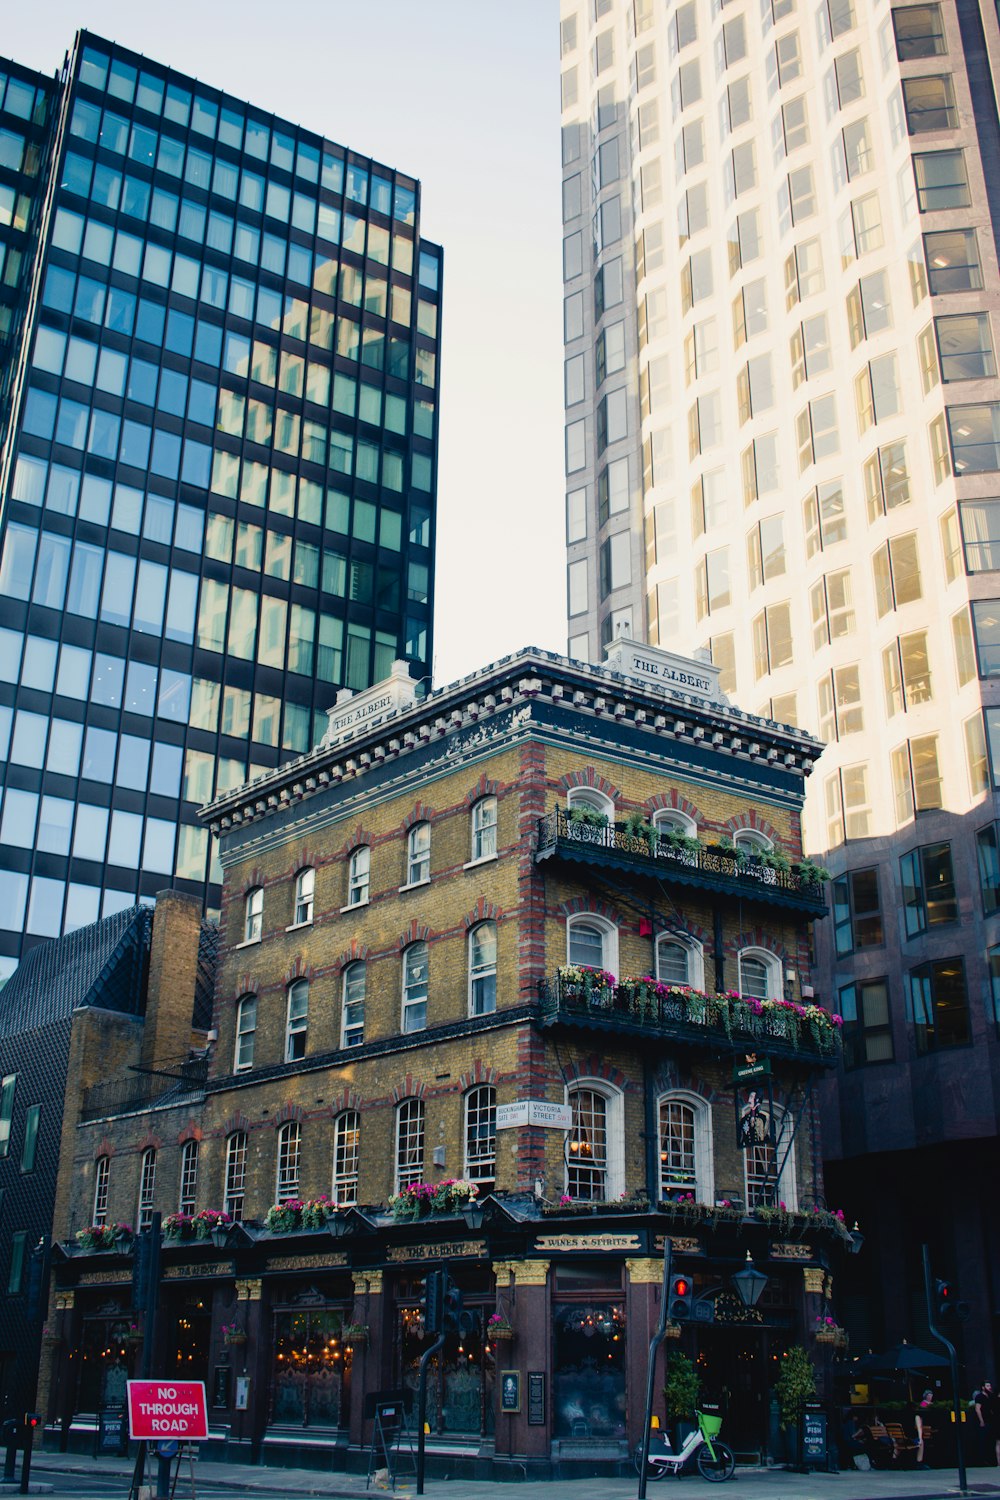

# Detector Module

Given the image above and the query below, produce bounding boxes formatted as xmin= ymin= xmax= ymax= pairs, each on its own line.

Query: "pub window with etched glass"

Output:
xmin=137 ymin=1146 xmax=156 ymax=1231
xmin=464 ymin=1085 xmax=496 ymax=1193
xmin=840 ymin=979 xmax=894 ymax=1068
xmin=333 ymin=1110 xmax=360 ymax=1205
xmin=225 ymin=1131 xmax=247 ymax=1221
xmin=178 ymin=1139 xmax=198 ymax=1216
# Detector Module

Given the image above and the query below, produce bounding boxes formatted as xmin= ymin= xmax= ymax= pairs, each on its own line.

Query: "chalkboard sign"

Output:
xmin=98 ymin=1406 xmax=126 ymax=1456
xmin=527 ymin=1373 xmax=545 ymax=1426
xmin=802 ymin=1408 xmax=827 ymax=1465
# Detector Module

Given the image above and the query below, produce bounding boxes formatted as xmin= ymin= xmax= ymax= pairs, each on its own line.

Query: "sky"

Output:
xmin=4 ymin=0 xmax=567 ymax=687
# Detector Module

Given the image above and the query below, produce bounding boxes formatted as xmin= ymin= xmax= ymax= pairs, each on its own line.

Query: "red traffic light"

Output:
xmin=23 ymin=1413 xmax=39 ymax=1428
xmin=673 ymin=1277 xmax=690 ymax=1297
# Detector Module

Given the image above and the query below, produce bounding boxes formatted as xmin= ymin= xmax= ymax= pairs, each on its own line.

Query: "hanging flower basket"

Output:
xmin=221 ymin=1323 xmax=247 ymax=1347
xmin=487 ymin=1315 xmax=514 ymax=1341
xmin=342 ymin=1323 xmax=370 ymax=1346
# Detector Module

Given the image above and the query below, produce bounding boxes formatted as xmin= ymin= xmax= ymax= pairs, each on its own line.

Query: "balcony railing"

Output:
xmin=537 ymin=969 xmax=841 ymax=1066
xmin=535 ymin=809 xmax=828 ymax=917
xmin=80 ymin=1060 xmax=208 ymax=1122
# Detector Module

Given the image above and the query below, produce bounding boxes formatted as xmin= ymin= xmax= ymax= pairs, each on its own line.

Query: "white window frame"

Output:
xmin=347 ymin=845 xmax=370 ymax=906
xmin=395 ymin=1098 xmax=425 ymax=1192
xmin=564 ymin=1080 xmax=625 ymax=1200
xmin=342 ymin=961 xmax=365 ymax=1048
xmin=566 ymin=912 xmax=619 ymax=976
xmin=470 ymin=797 xmax=498 ymax=862
xmin=468 ymin=921 xmax=498 ymax=1016
xmin=464 ymin=1085 xmax=497 ymax=1186
xmin=406 ymin=823 xmax=431 ymax=886
xmin=234 ymin=994 xmax=257 ymax=1072
xmin=657 ymin=1089 xmax=714 ymax=1203
xmin=567 ymin=787 xmax=616 ymax=819
xmin=93 ymin=1155 xmax=110 ymax=1225
xmin=738 ymin=946 xmax=783 ymax=999
xmin=178 ymin=1138 xmax=199 ymax=1216
xmin=293 ymin=867 xmax=315 ymax=926
xmin=137 ymin=1147 xmax=156 ymax=1232
xmin=224 ymin=1131 xmax=247 ymax=1221
xmin=653 ymin=809 xmax=697 ymax=838
xmin=743 ymin=1101 xmax=798 ymax=1209
xmin=734 ymin=828 xmax=773 ymax=854
xmin=285 ymin=979 xmax=309 ymax=1061
xmin=655 ymin=933 xmax=705 ymax=991
xmin=244 ymin=886 xmax=263 ymax=943
xmin=332 ymin=1110 xmax=360 ymax=1205
xmin=402 ymin=942 xmax=428 ymax=1033
xmin=276 ymin=1121 xmax=301 ymax=1203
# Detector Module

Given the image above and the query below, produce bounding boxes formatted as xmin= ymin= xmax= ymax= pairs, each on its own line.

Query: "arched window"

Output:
xmin=348 ymin=846 xmax=370 ymax=906
xmin=93 ymin=1155 xmax=110 ymax=1226
xmin=137 ymin=1147 xmax=156 ymax=1231
xmin=567 ymin=787 xmax=615 ymax=819
xmin=285 ymin=979 xmax=309 ymax=1061
xmin=734 ymin=828 xmax=772 ymax=855
xmin=276 ymin=1121 xmax=301 ymax=1202
xmin=743 ymin=1102 xmax=797 ymax=1209
xmin=395 ymin=1098 xmax=425 ymax=1192
xmin=465 ymin=1086 xmax=496 ymax=1191
xmin=342 ymin=962 xmax=365 ymax=1048
xmin=566 ymin=1083 xmax=624 ymax=1200
xmin=244 ymin=886 xmax=263 ymax=943
xmin=471 ymin=797 xmax=497 ymax=862
xmin=566 ymin=786 xmax=615 ymax=844
xmin=179 ymin=1139 xmax=199 ymax=1216
xmin=566 ymin=913 xmax=618 ymax=975
xmin=234 ymin=994 xmax=257 ymax=1072
xmin=468 ymin=922 xmax=497 ymax=1015
xmin=738 ymin=947 xmax=783 ymax=1000
xmin=224 ymin=1132 xmax=247 ymax=1221
xmin=333 ymin=1111 xmax=360 ymax=1205
xmin=658 ymin=1091 xmax=714 ymax=1202
xmin=402 ymin=942 xmax=428 ymax=1033
xmin=653 ymin=809 xmax=697 ymax=838
xmin=294 ymin=867 xmax=315 ymax=926
xmin=406 ymin=823 xmax=431 ymax=886
xmin=655 ymin=934 xmax=705 ymax=990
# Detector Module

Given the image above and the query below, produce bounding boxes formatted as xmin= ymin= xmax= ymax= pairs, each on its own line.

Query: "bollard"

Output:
xmin=2 ymin=1419 xmax=18 ymax=1483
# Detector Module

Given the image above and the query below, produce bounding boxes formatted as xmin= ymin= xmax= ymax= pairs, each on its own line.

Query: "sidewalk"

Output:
xmin=27 ymin=1450 xmax=1000 ymax=1500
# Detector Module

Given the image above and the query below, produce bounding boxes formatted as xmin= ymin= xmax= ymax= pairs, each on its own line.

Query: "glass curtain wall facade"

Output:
xmin=0 ymin=32 xmax=441 ymax=979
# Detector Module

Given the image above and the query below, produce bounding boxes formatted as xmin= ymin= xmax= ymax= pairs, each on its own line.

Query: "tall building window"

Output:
xmin=976 ymin=823 xmax=1000 ymax=913
xmin=244 ymin=887 xmax=262 ymax=943
xmin=566 ymin=914 xmax=618 ymax=974
xmin=348 ymin=846 xmax=370 ymax=906
xmin=179 ymin=1139 xmax=198 ymax=1216
xmin=276 ymin=1121 xmax=301 ymax=1202
xmin=468 ymin=922 xmax=497 ymax=1016
xmin=872 ymin=533 xmax=921 ymax=616
xmin=882 ymin=633 xmax=931 ymax=715
xmin=19 ymin=1105 xmax=39 ymax=1174
xmin=285 ymin=980 xmax=309 ymax=1061
xmin=333 ymin=1111 xmax=360 ymax=1205
xmin=840 ymin=981 xmax=894 ymax=1068
xmin=93 ymin=1155 xmax=110 ymax=1226
xmin=890 ymin=735 xmax=943 ymax=823
xmin=832 ymin=869 xmax=883 ymax=955
xmin=893 ymin=4 xmax=946 ymax=58
xmin=655 ymin=934 xmax=704 ymax=989
xmin=234 ymin=995 xmax=257 ymax=1072
xmin=225 ymin=1132 xmax=247 ymax=1221
xmin=567 ymin=1085 xmax=622 ymax=1200
xmin=0 ymin=1076 xmax=15 ymax=1160
xmin=406 ymin=822 xmax=431 ymax=886
xmin=908 ymin=958 xmax=970 ymax=1052
xmin=342 ymin=962 xmax=366 ymax=1048
xmin=293 ymin=867 xmax=314 ymax=925
xmin=738 ymin=948 xmax=782 ymax=999
xmin=903 ymin=75 xmax=958 ymax=132
xmin=988 ymin=947 xmax=1000 ymax=1038
xmin=743 ymin=1103 xmax=796 ymax=1209
xmin=471 ymin=797 xmax=497 ymax=861
xmin=972 ymin=601 xmax=1000 ymax=676
xmin=395 ymin=1098 xmax=425 ymax=1191
xmin=900 ymin=842 xmax=958 ymax=935
xmin=960 ymin=499 xmax=1000 ymax=571
xmin=138 ymin=1147 xmax=157 ymax=1232
xmin=402 ymin=942 xmax=428 ymax=1033
xmin=464 ymin=1086 xmax=496 ymax=1192
xmin=7 ymin=1232 xmax=27 ymax=1297
xmin=658 ymin=1092 xmax=712 ymax=1201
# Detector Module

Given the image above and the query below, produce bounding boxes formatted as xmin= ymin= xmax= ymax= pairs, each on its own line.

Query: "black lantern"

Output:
xmin=461 ymin=1197 xmax=489 ymax=1231
xmin=849 ymin=1222 xmax=864 ymax=1256
xmin=732 ymin=1251 xmax=768 ymax=1308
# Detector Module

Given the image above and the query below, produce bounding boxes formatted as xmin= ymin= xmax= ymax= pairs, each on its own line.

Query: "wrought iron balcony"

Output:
xmin=535 ymin=809 xmax=828 ymax=917
xmin=536 ymin=969 xmax=841 ymax=1067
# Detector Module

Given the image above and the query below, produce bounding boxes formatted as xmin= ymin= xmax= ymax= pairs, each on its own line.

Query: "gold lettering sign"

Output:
xmin=266 ymin=1253 xmax=348 ymax=1271
xmin=78 ymin=1270 xmax=131 ymax=1286
xmin=163 ymin=1261 xmax=235 ymax=1280
xmin=535 ymin=1233 xmax=641 ymax=1253
xmin=770 ymin=1242 xmax=814 ymax=1261
xmin=653 ymin=1235 xmax=703 ymax=1255
xmin=387 ymin=1241 xmax=487 ymax=1263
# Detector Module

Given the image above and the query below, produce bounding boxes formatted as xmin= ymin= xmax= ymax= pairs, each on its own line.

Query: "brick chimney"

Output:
xmin=140 ymin=890 xmax=203 ymax=1072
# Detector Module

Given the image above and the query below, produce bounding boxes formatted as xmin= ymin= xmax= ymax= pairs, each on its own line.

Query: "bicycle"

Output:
xmin=633 ymin=1409 xmax=736 ymax=1482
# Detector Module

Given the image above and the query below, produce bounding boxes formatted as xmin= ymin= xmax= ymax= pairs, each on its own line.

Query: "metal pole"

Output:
xmin=637 ymin=1237 xmax=673 ymax=1500
xmin=18 ymin=1426 xmax=32 ymax=1495
xmin=416 ymin=1332 xmax=445 ymax=1496
xmin=922 ymin=1244 xmax=968 ymax=1496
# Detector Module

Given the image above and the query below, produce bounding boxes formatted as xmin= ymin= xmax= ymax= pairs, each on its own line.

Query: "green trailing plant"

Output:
xmin=761 ymin=849 xmax=791 ymax=874
xmin=774 ymin=1345 xmax=817 ymax=1430
xmin=623 ymin=811 xmax=656 ymax=848
xmin=793 ymin=858 xmax=831 ymax=885
xmin=663 ymin=1350 xmax=701 ymax=1423
xmin=660 ymin=829 xmax=702 ymax=859
xmin=568 ymin=805 xmax=609 ymax=829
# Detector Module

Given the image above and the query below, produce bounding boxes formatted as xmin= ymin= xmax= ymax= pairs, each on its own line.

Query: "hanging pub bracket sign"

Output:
xmin=732 ymin=1055 xmax=776 ymax=1151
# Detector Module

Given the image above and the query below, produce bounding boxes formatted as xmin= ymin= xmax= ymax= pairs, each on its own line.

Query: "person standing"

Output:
xmin=913 ymin=1389 xmax=933 ymax=1469
xmin=973 ymin=1380 xmax=1000 ymax=1466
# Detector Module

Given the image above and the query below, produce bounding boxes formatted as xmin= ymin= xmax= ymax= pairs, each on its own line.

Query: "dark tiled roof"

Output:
xmin=0 ymin=906 xmax=151 ymax=1039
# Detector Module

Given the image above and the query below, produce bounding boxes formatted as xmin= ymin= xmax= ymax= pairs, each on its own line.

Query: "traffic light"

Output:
xmin=23 ymin=1414 xmax=39 ymax=1432
xmin=443 ymin=1274 xmax=465 ymax=1333
xmin=669 ymin=1274 xmax=693 ymax=1322
xmin=422 ymin=1269 xmax=444 ymax=1334
xmin=936 ymin=1278 xmax=971 ymax=1321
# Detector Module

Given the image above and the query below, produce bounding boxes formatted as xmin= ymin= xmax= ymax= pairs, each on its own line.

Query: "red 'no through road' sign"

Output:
xmin=126 ymin=1381 xmax=209 ymax=1441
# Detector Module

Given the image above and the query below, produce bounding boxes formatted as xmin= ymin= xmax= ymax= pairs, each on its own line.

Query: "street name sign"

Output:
xmin=496 ymin=1101 xmax=573 ymax=1130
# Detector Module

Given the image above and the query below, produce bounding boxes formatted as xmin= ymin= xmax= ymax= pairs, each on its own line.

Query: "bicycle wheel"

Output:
xmin=697 ymin=1440 xmax=735 ymax=1481
xmin=633 ymin=1444 xmax=670 ymax=1481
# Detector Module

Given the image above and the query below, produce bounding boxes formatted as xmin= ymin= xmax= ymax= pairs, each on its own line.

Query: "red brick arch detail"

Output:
xmin=343 ymin=826 xmax=375 ymax=856
xmin=560 ymin=1056 xmax=628 ymax=1090
xmin=136 ymin=1131 xmax=162 ymax=1153
xmin=334 ymin=939 xmax=371 ymax=972
xmin=459 ymin=1062 xmax=499 ymax=1091
xmin=96 ymin=1137 xmax=115 ymax=1159
xmin=330 ymin=1090 xmax=364 ymax=1116
xmin=465 ymin=775 xmax=500 ymax=808
xmin=239 ymin=869 xmax=265 ymax=896
xmin=235 ymin=974 xmax=260 ymax=998
xmin=558 ymin=894 xmax=623 ymax=925
xmin=645 ymin=791 xmax=702 ymax=826
xmin=725 ymin=927 xmax=792 ymax=966
xmin=651 ymin=1066 xmax=719 ymax=1104
xmin=402 ymin=803 xmax=435 ymax=831
xmin=398 ymin=920 xmax=432 ymax=950
xmin=222 ymin=1113 xmax=252 ymax=1138
xmin=274 ymin=1101 xmax=304 ymax=1127
xmin=284 ymin=956 xmax=314 ymax=985
xmin=177 ymin=1123 xmax=203 ymax=1146
xmin=292 ymin=851 xmax=319 ymax=877
xmin=723 ymin=810 xmax=782 ymax=847
xmin=661 ymin=917 xmax=712 ymax=949
xmin=390 ymin=1075 xmax=426 ymax=1104
xmin=559 ymin=768 xmax=621 ymax=803
xmin=463 ymin=897 xmax=502 ymax=930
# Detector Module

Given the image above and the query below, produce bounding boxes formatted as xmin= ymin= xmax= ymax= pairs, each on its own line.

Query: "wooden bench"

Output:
xmin=874 ymin=1421 xmax=934 ymax=1465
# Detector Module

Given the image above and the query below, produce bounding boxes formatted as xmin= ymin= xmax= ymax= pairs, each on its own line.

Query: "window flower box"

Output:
xmin=75 ymin=1223 xmax=132 ymax=1252
xmin=388 ymin=1179 xmax=479 ymax=1220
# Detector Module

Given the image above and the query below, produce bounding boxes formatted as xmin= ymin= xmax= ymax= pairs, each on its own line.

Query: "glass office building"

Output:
xmin=0 ymin=31 xmax=441 ymax=979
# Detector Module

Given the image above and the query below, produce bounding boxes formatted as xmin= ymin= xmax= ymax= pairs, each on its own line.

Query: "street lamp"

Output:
xmin=461 ymin=1197 xmax=490 ymax=1232
xmin=732 ymin=1251 xmax=768 ymax=1308
xmin=849 ymin=1222 xmax=864 ymax=1256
